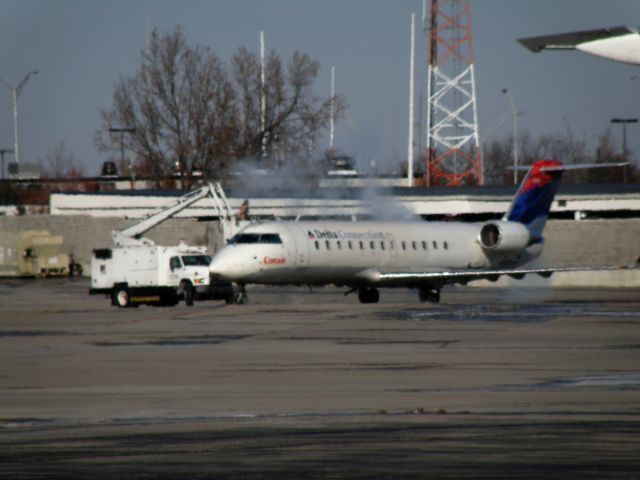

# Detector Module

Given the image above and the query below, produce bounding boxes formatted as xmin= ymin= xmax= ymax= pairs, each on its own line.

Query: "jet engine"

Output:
xmin=479 ymin=220 xmax=530 ymax=252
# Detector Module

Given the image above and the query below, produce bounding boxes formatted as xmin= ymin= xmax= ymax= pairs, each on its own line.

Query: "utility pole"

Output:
xmin=330 ymin=65 xmax=335 ymax=153
xmin=260 ymin=30 xmax=267 ymax=160
xmin=407 ymin=13 xmax=416 ymax=187
xmin=611 ymin=117 xmax=638 ymax=183
xmin=0 ymin=70 xmax=38 ymax=168
xmin=502 ymin=88 xmax=519 ymax=185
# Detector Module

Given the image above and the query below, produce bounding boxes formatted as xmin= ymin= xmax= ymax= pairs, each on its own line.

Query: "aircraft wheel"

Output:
xmin=419 ymin=288 xmax=440 ymax=303
xmin=358 ymin=287 xmax=379 ymax=304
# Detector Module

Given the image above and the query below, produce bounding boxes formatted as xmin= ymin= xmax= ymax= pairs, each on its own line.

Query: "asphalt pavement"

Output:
xmin=1 ymin=278 xmax=639 ymax=478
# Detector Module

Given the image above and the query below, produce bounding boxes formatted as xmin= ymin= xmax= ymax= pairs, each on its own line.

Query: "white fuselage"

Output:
xmin=209 ymin=220 xmax=542 ymax=287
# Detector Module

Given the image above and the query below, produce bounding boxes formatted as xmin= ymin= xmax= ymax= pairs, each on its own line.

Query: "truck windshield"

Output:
xmin=231 ymin=233 xmax=282 ymax=244
xmin=181 ymin=255 xmax=211 ymax=266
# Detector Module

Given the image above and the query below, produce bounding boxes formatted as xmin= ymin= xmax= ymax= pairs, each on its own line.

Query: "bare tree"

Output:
xmin=231 ymin=47 xmax=347 ymax=167
xmin=97 ymin=25 xmax=346 ymax=188
xmin=483 ymin=126 xmax=639 ymax=185
xmin=96 ymin=26 xmax=239 ymax=188
xmin=482 ymin=136 xmax=512 ymax=185
xmin=39 ymin=141 xmax=84 ymax=178
xmin=590 ymin=128 xmax=637 ymax=183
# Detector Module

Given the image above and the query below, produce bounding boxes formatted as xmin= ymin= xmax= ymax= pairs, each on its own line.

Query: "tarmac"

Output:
xmin=1 ymin=278 xmax=639 ymax=478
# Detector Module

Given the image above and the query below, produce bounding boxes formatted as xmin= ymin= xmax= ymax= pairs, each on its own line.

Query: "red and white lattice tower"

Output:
xmin=426 ymin=0 xmax=483 ymax=186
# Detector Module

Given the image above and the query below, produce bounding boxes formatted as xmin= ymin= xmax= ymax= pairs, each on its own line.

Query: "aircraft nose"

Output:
xmin=209 ymin=254 xmax=234 ymax=280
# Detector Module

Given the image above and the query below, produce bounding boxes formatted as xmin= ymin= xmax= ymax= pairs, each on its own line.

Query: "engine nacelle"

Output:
xmin=479 ymin=221 xmax=531 ymax=252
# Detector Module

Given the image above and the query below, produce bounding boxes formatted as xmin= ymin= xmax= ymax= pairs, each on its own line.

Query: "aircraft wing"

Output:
xmin=518 ymin=26 xmax=635 ymax=51
xmin=375 ymin=265 xmax=634 ymax=286
xmin=518 ymin=26 xmax=640 ymax=65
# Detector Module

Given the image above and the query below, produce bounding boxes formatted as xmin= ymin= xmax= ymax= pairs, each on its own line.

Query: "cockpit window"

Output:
xmin=259 ymin=233 xmax=282 ymax=244
xmin=233 ymin=233 xmax=261 ymax=244
xmin=181 ymin=255 xmax=211 ymax=266
xmin=231 ymin=233 xmax=282 ymax=244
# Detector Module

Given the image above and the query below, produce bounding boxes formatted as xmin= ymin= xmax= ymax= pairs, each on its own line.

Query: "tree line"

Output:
xmin=482 ymin=127 xmax=638 ymax=185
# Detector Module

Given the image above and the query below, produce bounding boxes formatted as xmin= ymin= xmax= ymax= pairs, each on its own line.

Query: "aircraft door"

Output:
xmin=292 ymin=225 xmax=310 ymax=268
xmin=283 ymin=224 xmax=309 ymax=268
xmin=386 ymin=233 xmax=397 ymax=258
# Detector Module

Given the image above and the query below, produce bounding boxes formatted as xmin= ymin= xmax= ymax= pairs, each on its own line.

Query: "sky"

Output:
xmin=0 ymin=0 xmax=639 ymax=177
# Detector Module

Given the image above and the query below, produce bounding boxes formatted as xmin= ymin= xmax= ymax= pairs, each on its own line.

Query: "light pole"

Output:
xmin=611 ymin=118 xmax=638 ymax=160
xmin=502 ymin=88 xmax=519 ymax=185
xmin=0 ymin=148 xmax=14 ymax=179
xmin=0 ymin=70 xmax=38 ymax=168
xmin=611 ymin=118 xmax=637 ymax=183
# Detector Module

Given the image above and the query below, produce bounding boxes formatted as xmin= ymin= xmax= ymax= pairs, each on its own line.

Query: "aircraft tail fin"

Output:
xmin=505 ymin=160 xmax=627 ymax=238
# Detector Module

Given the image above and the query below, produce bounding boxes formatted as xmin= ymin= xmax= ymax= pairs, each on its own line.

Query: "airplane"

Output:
xmin=518 ymin=26 xmax=640 ymax=65
xmin=209 ymin=160 xmax=628 ymax=304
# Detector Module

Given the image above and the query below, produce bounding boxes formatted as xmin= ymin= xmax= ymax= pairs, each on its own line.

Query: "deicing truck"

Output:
xmin=90 ymin=183 xmax=244 ymax=307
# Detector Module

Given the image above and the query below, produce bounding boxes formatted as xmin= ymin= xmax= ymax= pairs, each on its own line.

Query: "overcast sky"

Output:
xmin=0 ymin=0 xmax=639 ymax=176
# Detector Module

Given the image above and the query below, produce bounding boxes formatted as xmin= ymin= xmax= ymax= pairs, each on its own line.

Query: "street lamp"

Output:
xmin=502 ymin=88 xmax=520 ymax=185
xmin=108 ymin=127 xmax=136 ymax=178
xmin=611 ymin=118 xmax=637 ymax=183
xmin=610 ymin=118 xmax=638 ymax=160
xmin=0 ymin=70 xmax=38 ymax=168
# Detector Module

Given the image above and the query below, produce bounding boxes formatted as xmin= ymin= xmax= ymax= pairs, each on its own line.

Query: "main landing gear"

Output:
xmin=419 ymin=287 xmax=440 ymax=303
xmin=358 ymin=287 xmax=380 ymax=304
xmin=233 ymin=284 xmax=249 ymax=304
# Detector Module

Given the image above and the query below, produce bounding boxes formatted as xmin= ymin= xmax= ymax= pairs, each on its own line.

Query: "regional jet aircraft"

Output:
xmin=209 ymin=160 xmax=626 ymax=304
xmin=518 ymin=26 xmax=640 ymax=65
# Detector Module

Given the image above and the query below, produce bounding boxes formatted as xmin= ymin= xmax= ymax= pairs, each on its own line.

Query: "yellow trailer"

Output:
xmin=0 ymin=230 xmax=70 ymax=277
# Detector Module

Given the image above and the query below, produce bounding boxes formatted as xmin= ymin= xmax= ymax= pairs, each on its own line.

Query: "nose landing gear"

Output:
xmin=358 ymin=287 xmax=380 ymax=304
xmin=233 ymin=284 xmax=249 ymax=304
xmin=419 ymin=287 xmax=440 ymax=303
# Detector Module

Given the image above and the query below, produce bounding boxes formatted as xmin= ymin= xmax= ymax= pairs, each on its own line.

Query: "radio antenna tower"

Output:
xmin=426 ymin=0 xmax=482 ymax=186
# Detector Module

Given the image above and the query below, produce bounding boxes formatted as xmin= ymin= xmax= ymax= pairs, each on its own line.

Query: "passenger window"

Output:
xmin=315 ymin=241 xmax=319 ymax=250
xmin=390 ymin=241 xmax=395 ymax=250
xmin=412 ymin=241 xmax=417 ymax=250
xmin=359 ymin=241 xmax=364 ymax=250
xmin=444 ymin=241 xmax=449 ymax=250
xmin=422 ymin=241 xmax=427 ymax=250
xmin=401 ymin=241 xmax=406 ymax=250
xmin=370 ymin=241 xmax=375 ymax=250
xmin=325 ymin=240 xmax=331 ymax=250
xmin=348 ymin=241 xmax=353 ymax=250
xmin=337 ymin=241 xmax=342 ymax=250
xmin=433 ymin=241 xmax=438 ymax=249
xmin=380 ymin=241 xmax=385 ymax=250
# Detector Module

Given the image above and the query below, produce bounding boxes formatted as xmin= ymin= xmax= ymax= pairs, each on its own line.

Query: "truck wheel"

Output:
xmin=182 ymin=281 xmax=194 ymax=306
xmin=114 ymin=286 xmax=131 ymax=308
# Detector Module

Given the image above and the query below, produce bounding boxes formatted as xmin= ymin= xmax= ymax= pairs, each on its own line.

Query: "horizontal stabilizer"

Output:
xmin=509 ymin=162 xmax=629 ymax=172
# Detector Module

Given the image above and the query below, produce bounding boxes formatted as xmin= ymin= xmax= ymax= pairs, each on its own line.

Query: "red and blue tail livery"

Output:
xmin=507 ymin=160 xmax=564 ymax=236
